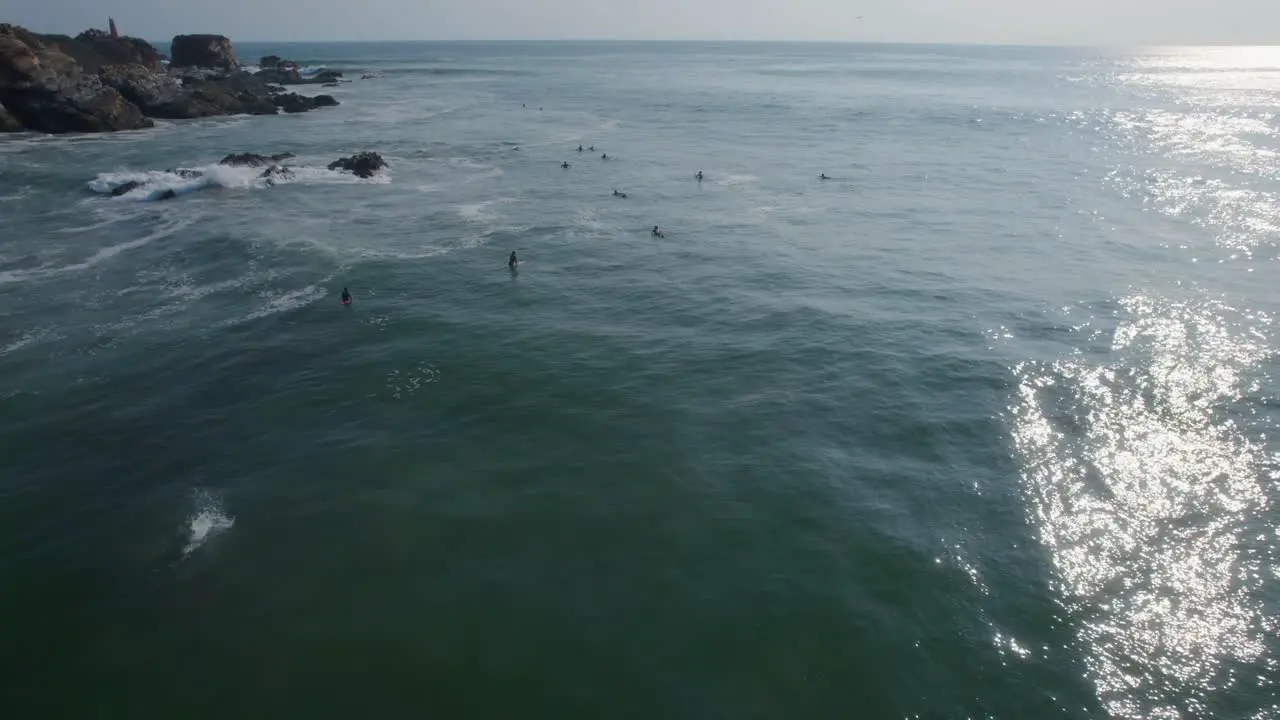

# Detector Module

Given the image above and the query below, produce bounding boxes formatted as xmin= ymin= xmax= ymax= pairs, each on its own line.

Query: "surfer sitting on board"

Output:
xmin=509 ymin=251 xmax=519 ymax=268
xmin=341 ymin=287 xmax=352 ymax=305
xmin=652 ymin=225 xmax=665 ymax=238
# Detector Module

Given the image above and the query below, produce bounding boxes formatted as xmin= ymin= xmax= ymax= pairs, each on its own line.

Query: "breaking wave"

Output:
xmin=87 ymin=159 xmax=389 ymax=201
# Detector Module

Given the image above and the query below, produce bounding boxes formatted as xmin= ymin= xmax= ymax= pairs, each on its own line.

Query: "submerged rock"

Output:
xmin=260 ymin=164 xmax=294 ymax=185
xmin=156 ymin=188 xmax=177 ymax=200
xmin=328 ymin=151 xmax=387 ymax=178
xmin=254 ymin=65 xmax=343 ymax=86
xmin=169 ymin=34 xmax=238 ymax=70
xmin=110 ymin=180 xmax=142 ymax=196
xmin=313 ymin=94 xmax=339 ymax=107
xmin=219 ymin=152 xmax=295 ymax=167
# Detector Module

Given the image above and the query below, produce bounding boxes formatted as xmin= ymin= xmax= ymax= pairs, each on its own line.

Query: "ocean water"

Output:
xmin=1 ymin=41 xmax=1279 ymax=718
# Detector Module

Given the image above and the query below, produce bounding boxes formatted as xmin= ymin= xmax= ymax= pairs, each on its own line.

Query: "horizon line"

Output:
xmin=150 ymin=37 xmax=1280 ymax=50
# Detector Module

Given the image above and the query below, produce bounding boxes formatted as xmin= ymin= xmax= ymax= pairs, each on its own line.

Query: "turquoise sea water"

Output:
xmin=2 ymin=42 xmax=1279 ymax=718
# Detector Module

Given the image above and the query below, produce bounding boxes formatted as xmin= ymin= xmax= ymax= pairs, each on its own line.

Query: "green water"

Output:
xmin=1 ymin=43 xmax=1277 ymax=718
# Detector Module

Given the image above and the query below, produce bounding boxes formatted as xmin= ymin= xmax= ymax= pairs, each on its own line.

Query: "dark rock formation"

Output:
xmin=102 ymin=64 xmax=278 ymax=118
xmin=181 ymin=72 xmax=279 ymax=116
xmin=156 ymin=188 xmax=177 ymax=200
xmin=170 ymin=34 xmax=238 ymax=70
xmin=19 ymin=28 xmax=162 ymax=73
xmin=272 ymin=92 xmax=313 ymax=113
xmin=313 ymin=94 xmax=339 ymax=107
xmin=0 ymin=25 xmax=153 ymax=133
xmin=110 ymin=180 xmax=142 ymax=196
xmin=0 ymin=25 xmax=338 ymax=132
xmin=253 ymin=67 xmax=302 ymax=84
xmin=70 ymin=29 xmax=161 ymax=70
xmin=99 ymin=63 xmax=185 ymax=115
xmin=0 ymin=103 xmax=20 ymax=131
xmin=219 ymin=152 xmax=294 ymax=167
xmin=328 ymin=152 xmax=387 ymax=178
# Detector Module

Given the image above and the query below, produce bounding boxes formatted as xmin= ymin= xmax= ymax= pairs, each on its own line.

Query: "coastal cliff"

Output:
xmin=0 ymin=24 xmax=340 ymax=134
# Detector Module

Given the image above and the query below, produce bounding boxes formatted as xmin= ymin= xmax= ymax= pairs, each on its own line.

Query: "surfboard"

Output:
xmin=342 ymin=298 xmax=352 ymax=306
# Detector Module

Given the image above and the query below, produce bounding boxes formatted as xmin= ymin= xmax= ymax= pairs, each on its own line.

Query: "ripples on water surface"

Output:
xmin=0 ymin=42 xmax=1278 ymax=718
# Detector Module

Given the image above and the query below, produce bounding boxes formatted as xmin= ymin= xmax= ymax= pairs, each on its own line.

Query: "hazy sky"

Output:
xmin=6 ymin=0 xmax=1279 ymax=45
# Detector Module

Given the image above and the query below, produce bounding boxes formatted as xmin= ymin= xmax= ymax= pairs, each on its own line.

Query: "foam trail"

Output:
xmin=183 ymin=489 xmax=234 ymax=557
xmin=0 ymin=214 xmax=195 ymax=286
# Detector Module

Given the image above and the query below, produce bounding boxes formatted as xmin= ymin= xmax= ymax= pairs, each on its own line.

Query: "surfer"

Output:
xmin=613 ymin=189 xmax=627 ymax=198
xmin=819 ymin=173 xmax=829 ymax=180
xmin=588 ymin=146 xmax=595 ymax=152
xmin=577 ymin=145 xmax=584 ymax=152
xmin=695 ymin=171 xmax=704 ymax=181
xmin=341 ymin=287 xmax=352 ymax=304
xmin=561 ymin=161 xmax=570 ymax=169
xmin=652 ymin=225 xmax=664 ymax=238
xmin=508 ymin=251 xmax=518 ymax=269
xmin=601 ymin=153 xmax=608 ymax=160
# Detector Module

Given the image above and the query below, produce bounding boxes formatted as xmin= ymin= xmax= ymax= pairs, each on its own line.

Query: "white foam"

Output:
xmin=0 ymin=327 xmax=64 ymax=357
xmin=87 ymin=160 xmax=389 ymax=202
xmin=240 ymin=284 xmax=328 ymax=323
xmin=0 ymin=186 xmax=32 ymax=202
xmin=0 ymin=214 xmax=194 ymax=286
xmin=183 ymin=489 xmax=234 ymax=557
xmin=457 ymin=198 xmax=513 ymax=223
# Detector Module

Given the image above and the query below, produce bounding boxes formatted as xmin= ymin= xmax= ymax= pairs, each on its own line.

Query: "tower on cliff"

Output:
xmin=109 ymin=17 xmax=119 ymax=39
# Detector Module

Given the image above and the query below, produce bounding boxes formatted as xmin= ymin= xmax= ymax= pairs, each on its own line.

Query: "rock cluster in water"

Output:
xmin=0 ymin=24 xmax=343 ymax=134
xmin=327 ymin=152 xmax=388 ymax=178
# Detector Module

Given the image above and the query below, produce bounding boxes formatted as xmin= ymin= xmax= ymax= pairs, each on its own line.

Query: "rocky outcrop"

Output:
xmin=170 ymin=34 xmax=238 ymax=70
xmin=313 ymin=94 xmax=339 ymax=107
xmin=0 ymin=103 xmax=20 ymax=131
xmin=273 ymin=92 xmax=313 ymax=113
xmin=328 ymin=152 xmax=387 ymax=178
xmin=0 ymin=25 xmax=153 ymax=133
xmin=99 ymin=63 xmax=184 ymax=114
xmin=254 ymin=67 xmax=301 ymax=84
xmin=70 ymin=29 xmax=161 ymax=70
xmin=219 ymin=152 xmax=295 ymax=167
xmin=181 ymin=73 xmax=279 ymax=116
xmin=16 ymin=28 xmax=162 ymax=73
xmin=0 ymin=24 xmax=342 ymax=133
xmin=110 ymin=180 xmax=142 ymax=196
xmin=102 ymin=63 xmax=280 ymax=118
